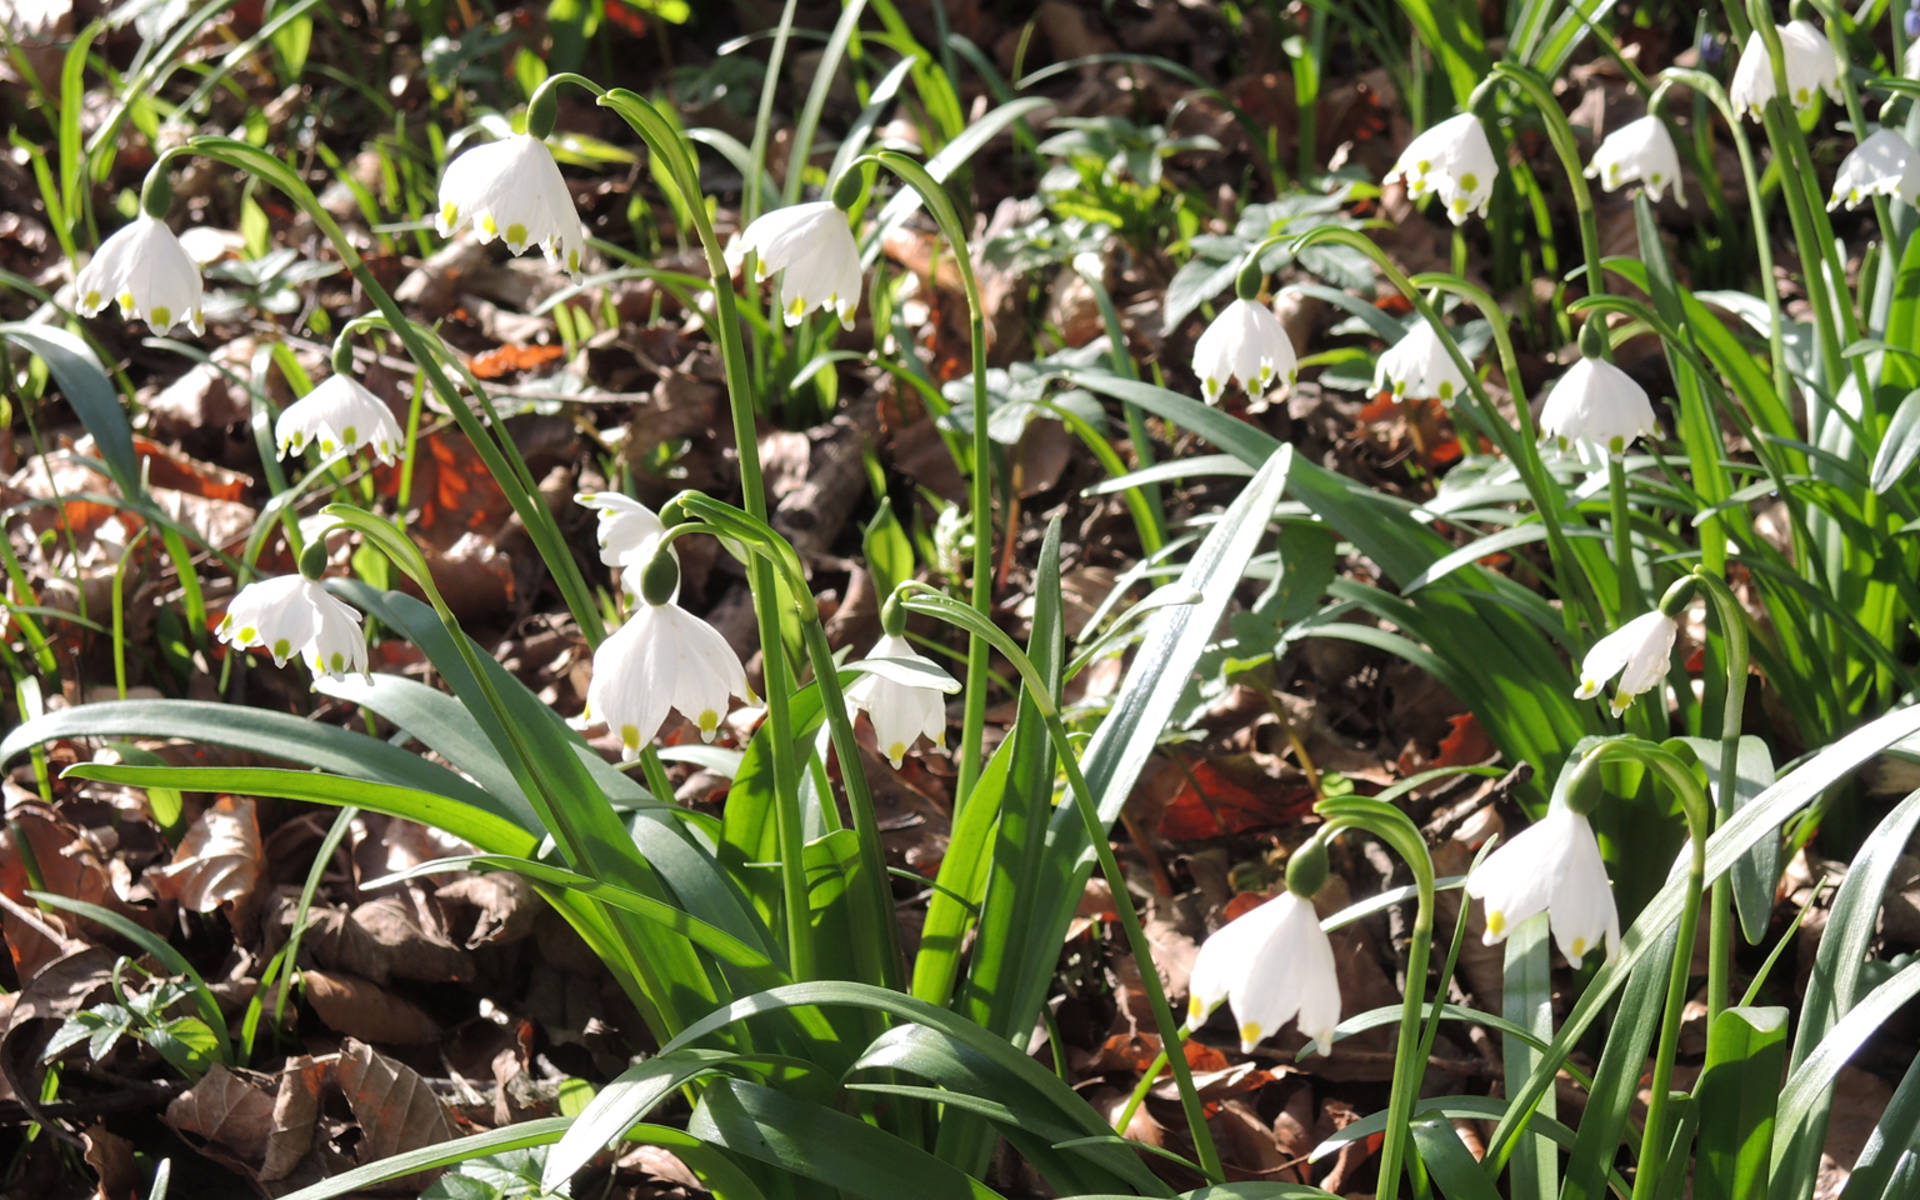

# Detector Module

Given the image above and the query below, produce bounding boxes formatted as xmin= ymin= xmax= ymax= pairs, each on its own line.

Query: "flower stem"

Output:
xmin=1480 ymin=64 xmax=1609 ymax=318
xmin=1688 ymin=569 xmax=1752 ymax=1021
xmin=1608 ymin=454 xmax=1641 ymax=617
xmin=861 ymin=151 xmax=995 ymax=810
xmin=596 ymin=89 xmax=815 ymax=981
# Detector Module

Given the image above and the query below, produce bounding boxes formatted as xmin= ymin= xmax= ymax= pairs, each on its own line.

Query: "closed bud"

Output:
xmin=298 ymin=539 xmax=330 ymax=582
xmin=831 ymin=168 xmax=865 ymax=213
xmin=639 ymin=552 xmax=681 ymax=607
xmin=1286 ymin=837 xmax=1330 ymax=899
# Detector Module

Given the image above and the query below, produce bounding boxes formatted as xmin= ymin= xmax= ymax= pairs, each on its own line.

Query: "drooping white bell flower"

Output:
xmin=74 ymin=213 xmax=205 ymax=336
xmin=843 ymin=633 xmax=960 ymax=769
xmin=1730 ymin=20 xmax=1841 ymax=121
xmin=1193 ymin=299 xmax=1298 ymax=404
xmin=1574 ymin=609 xmax=1678 ymax=716
xmin=1466 ymin=805 xmax=1619 ymax=968
xmin=1374 ymin=319 xmax=1470 ymax=402
xmin=1586 ymin=116 xmax=1686 ymax=206
xmin=275 ymin=375 xmax=405 ymax=464
xmin=574 ymin=492 xmax=672 ymax=569
xmin=1828 ymin=128 xmax=1920 ymax=211
xmin=216 ymin=575 xmax=369 ymax=682
xmin=1384 ymin=113 xmax=1499 ymax=225
xmin=435 ymin=133 xmax=588 ymax=279
xmin=1538 ymin=356 xmax=1659 ymax=458
xmin=737 ymin=200 xmax=863 ymax=328
xmin=1186 ymin=890 xmax=1341 ymax=1055
xmin=586 ymin=599 xmax=750 ymax=756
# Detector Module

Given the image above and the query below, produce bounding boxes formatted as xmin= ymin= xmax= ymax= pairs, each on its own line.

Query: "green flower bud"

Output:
xmin=1235 ymin=257 xmax=1265 ymax=303
xmin=639 ymin=552 xmax=681 ymax=607
xmin=298 ymin=538 xmax=330 ymax=582
xmin=1285 ymin=836 xmax=1330 ymax=899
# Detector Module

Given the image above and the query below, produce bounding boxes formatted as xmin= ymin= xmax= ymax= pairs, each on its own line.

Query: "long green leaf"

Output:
xmin=1696 ymin=1006 xmax=1789 ymax=1200
xmin=0 ymin=322 xmax=141 ymax=497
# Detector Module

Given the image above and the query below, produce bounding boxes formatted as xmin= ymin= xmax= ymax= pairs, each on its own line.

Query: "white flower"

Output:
xmin=1374 ymin=319 xmax=1469 ymax=402
xmin=1384 ymin=113 xmax=1499 ymax=225
xmin=1186 ymin=891 xmax=1341 ymax=1055
xmin=1730 ymin=21 xmax=1841 ymax=121
xmin=586 ymin=600 xmax=749 ymax=756
xmin=275 ymin=375 xmax=405 ymax=464
xmin=1905 ymin=37 xmax=1920 ymax=83
xmin=1829 ymin=129 xmax=1920 ymax=211
xmin=74 ymin=213 xmax=204 ymax=336
xmin=1193 ymin=298 xmax=1298 ymax=404
xmin=215 ymin=575 xmax=369 ymax=682
xmin=574 ymin=491 xmax=672 ymax=570
xmin=1586 ymin=116 xmax=1686 ymax=206
xmin=1466 ymin=806 xmax=1619 ymax=969
xmin=435 ymin=134 xmax=587 ymax=279
xmin=1538 ymin=357 xmax=1659 ymax=457
xmin=1574 ymin=609 xmax=1678 ymax=716
xmin=737 ymin=201 xmax=863 ymax=328
xmin=844 ymin=633 xmax=960 ymax=769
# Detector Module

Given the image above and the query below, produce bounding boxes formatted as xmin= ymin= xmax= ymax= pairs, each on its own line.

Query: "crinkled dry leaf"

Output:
xmin=83 ymin=1122 xmax=139 ymax=1199
xmin=261 ymin=1054 xmax=330 ymax=1183
xmin=302 ymin=970 xmax=440 ymax=1045
xmin=166 ymin=1063 xmax=276 ymax=1166
xmin=336 ymin=1037 xmax=458 ymax=1192
xmin=147 ymin=796 xmax=262 ymax=914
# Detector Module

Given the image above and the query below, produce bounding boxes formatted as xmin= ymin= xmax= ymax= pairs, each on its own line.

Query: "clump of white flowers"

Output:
xmin=1191 ymin=257 xmax=1298 ymax=404
xmin=1384 ymin=113 xmax=1499 ymax=224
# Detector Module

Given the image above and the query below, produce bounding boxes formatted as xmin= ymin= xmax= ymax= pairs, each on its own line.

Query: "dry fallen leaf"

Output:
xmin=166 ymin=1063 xmax=277 ymax=1168
xmin=302 ymin=970 xmax=441 ymax=1045
xmin=335 ymin=1037 xmax=459 ymax=1192
xmin=147 ymin=796 xmax=263 ymax=915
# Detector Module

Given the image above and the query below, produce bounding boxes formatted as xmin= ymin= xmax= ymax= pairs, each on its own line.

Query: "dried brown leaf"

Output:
xmin=166 ymin=1063 xmax=276 ymax=1166
xmin=301 ymin=970 xmax=440 ymax=1045
xmin=147 ymin=796 xmax=262 ymax=914
xmin=261 ymin=1055 xmax=330 ymax=1183
xmin=335 ymin=1038 xmax=457 ymax=1192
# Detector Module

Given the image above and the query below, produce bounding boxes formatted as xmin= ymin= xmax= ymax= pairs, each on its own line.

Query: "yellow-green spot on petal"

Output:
xmin=330 ymin=652 xmax=345 ymax=672
xmin=1569 ymin=937 xmax=1588 ymax=960
xmin=1486 ymin=910 xmax=1507 ymax=939
xmin=149 ymin=306 xmax=171 ymax=328
xmin=216 ymin=614 xmax=233 ymax=632
xmin=441 ymin=202 xmax=459 ymax=227
xmin=1614 ymin=689 xmax=1634 ymax=711
xmin=1650 ymin=172 xmax=1663 ymax=185
xmin=621 ymin=724 xmax=642 ymax=751
xmin=698 ymin=710 xmax=721 ymax=740
xmin=1239 ymin=1022 xmax=1263 ymax=1047
xmin=343 ymin=425 xmax=358 ymax=445
xmin=1439 ymin=381 xmax=1454 ymax=400
xmin=786 ymin=297 xmax=805 ymax=319
xmin=83 ymin=290 xmax=100 ymax=309
xmin=505 ymin=222 xmax=527 ymax=246
xmin=239 ymin=625 xmax=258 ymax=642
xmin=320 ymin=438 xmax=336 ymax=454
xmin=1460 ymin=172 xmax=1479 ymax=191
xmin=1416 ymin=159 xmax=1431 ymax=173
xmin=480 ymin=213 xmax=498 ymax=235
xmin=568 ymin=248 xmax=581 ymax=274
xmin=1796 ymin=88 xmax=1809 ymax=105
xmin=887 ymin=741 xmax=908 ymax=768
xmin=118 ymin=291 xmax=136 ymax=314
xmin=1188 ymin=996 xmax=1206 ymax=1022
xmin=273 ymin=637 xmax=291 ymax=659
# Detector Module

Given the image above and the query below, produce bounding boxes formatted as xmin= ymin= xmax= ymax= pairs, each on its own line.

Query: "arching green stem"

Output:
xmin=671 ymin=492 xmax=905 ymax=992
xmin=1576 ymin=737 xmax=1711 ymax=1200
xmin=898 ymin=586 xmax=1225 ymax=1183
xmin=1313 ymin=797 xmax=1437 ymax=1200
xmin=1472 ymin=63 xmax=1608 ymax=317
xmin=596 ymin=87 xmax=814 ymax=981
xmin=859 ymin=150 xmax=996 ymax=810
